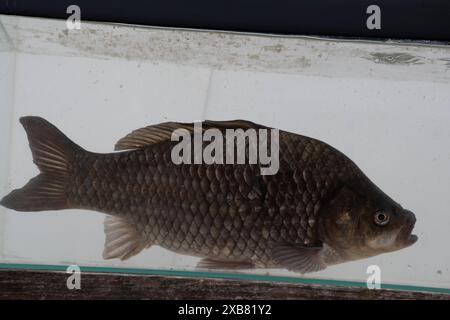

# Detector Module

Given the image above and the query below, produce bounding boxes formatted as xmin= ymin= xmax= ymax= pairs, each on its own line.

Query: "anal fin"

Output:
xmin=197 ymin=258 xmax=255 ymax=270
xmin=103 ymin=216 xmax=150 ymax=260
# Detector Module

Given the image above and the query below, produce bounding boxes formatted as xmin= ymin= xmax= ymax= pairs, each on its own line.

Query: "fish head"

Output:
xmin=319 ymin=185 xmax=418 ymax=263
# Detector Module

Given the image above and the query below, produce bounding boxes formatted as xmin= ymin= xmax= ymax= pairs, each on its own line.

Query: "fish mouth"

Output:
xmin=408 ymin=234 xmax=418 ymax=244
xmin=397 ymin=210 xmax=418 ymax=247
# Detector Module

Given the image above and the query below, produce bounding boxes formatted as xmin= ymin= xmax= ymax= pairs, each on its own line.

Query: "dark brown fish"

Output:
xmin=0 ymin=116 xmax=417 ymax=273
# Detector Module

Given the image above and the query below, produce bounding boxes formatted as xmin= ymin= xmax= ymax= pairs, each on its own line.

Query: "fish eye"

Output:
xmin=374 ymin=211 xmax=390 ymax=226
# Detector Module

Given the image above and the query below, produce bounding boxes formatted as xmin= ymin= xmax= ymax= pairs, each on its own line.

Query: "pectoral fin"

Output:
xmin=272 ymin=244 xmax=326 ymax=274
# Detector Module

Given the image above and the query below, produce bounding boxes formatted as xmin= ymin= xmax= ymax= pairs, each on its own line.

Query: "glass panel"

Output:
xmin=0 ymin=14 xmax=449 ymax=293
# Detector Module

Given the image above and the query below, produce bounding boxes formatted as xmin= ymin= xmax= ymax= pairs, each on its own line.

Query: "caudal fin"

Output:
xmin=0 ymin=116 xmax=83 ymax=212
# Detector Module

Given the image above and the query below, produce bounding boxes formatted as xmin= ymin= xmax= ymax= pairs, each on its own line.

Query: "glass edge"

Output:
xmin=1 ymin=13 xmax=449 ymax=49
xmin=0 ymin=263 xmax=449 ymax=295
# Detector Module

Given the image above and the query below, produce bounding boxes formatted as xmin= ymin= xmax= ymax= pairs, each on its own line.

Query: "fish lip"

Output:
xmin=397 ymin=210 xmax=418 ymax=246
xmin=408 ymin=234 xmax=418 ymax=244
xmin=397 ymin=232 xmax=418 ymax=249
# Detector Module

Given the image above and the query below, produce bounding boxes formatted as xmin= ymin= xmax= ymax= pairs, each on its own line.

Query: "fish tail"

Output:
xmin=0 ymin=116 xmax=83 ymax=212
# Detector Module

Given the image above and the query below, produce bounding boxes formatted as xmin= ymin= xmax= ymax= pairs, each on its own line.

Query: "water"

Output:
xmin=1 ymin=15 xmax=449 ymax=293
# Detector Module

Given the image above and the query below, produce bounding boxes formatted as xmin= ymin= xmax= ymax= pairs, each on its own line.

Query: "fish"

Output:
xmin=0 ymin=116 xmax=418 ymax=274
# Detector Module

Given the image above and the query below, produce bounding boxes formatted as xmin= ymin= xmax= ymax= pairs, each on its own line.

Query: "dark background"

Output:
xmin=0 ymin=0 xmax=450 ymax=41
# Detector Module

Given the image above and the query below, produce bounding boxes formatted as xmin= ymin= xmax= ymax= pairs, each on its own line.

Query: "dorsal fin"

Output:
xmin=203 ymin=119 xmax=264 ymax=130
xmin=114 ymin=119 xmax=265 ymax=151
xmin=114 ymin=122 xmax=194 ymax=151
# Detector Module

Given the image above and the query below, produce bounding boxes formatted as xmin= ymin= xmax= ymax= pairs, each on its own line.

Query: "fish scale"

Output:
xmin=66 ymin=130 xmax=356 ymax=266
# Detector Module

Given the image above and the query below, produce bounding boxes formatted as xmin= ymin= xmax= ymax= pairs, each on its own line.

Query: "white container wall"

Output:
xmin=0 ymin=15 xmax=449 ymax=291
